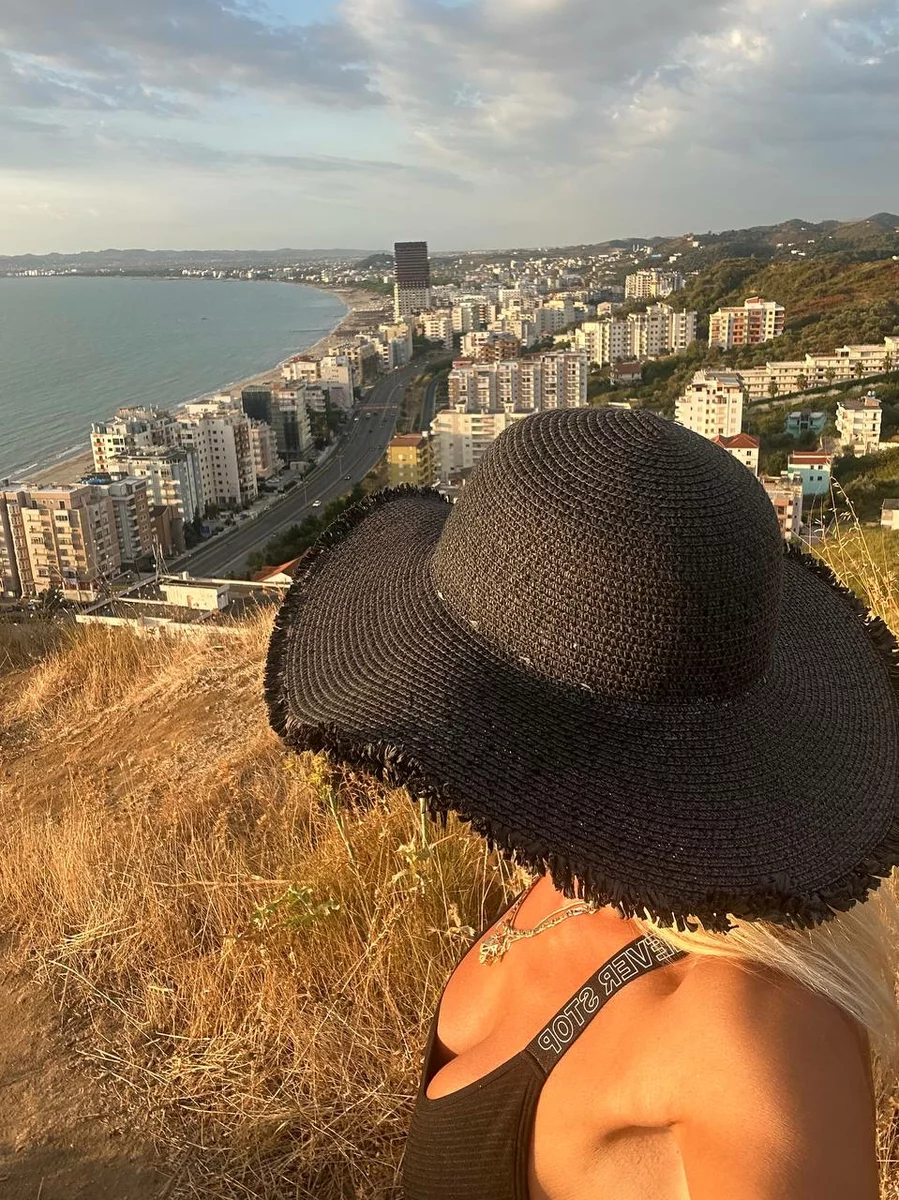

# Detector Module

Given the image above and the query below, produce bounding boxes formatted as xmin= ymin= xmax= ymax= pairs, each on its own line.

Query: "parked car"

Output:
xmin=311 ymin=499 xmax=322 ymax=508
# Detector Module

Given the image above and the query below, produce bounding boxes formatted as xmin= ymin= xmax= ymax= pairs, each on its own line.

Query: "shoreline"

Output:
xmin=23 ymin=285 xmax=388 ymax=488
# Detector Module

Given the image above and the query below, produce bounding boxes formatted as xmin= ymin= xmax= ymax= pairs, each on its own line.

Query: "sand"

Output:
xmin=21 ymin=286 xmax=390 ymax=489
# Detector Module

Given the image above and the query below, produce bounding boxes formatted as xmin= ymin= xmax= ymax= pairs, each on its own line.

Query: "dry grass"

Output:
xmin=0 ymin=616 xmax=520 ymax=1198
xmin=0 ymin=514 xmax=897 ymax=1196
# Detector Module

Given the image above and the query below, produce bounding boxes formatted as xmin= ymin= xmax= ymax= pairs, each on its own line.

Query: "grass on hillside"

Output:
xmin=1 ymin=523 xmax=899 ymax=1197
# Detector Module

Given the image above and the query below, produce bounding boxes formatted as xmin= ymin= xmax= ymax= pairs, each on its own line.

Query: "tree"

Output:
xmin=853 ymin=361 xmax=867 ymax=381
xmin=825 ymin=367 xmax=837 ymax=384
xmin=796 ymin=373 xmax=808 ymax=392
xmin=768 ymin=378 xmax=780 ymax=400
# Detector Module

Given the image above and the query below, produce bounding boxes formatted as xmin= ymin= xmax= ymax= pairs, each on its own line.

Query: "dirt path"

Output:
xmin=0 ymin=970 xmax=172 ymax=1200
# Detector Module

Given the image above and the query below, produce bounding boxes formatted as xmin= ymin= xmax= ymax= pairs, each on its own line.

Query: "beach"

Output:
xmin=24 ymin=285 xmax=388 ymax=488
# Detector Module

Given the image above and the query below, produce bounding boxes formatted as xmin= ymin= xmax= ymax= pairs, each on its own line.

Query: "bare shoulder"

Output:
xmin=662 ymin=955 xmax=878 ymax=1199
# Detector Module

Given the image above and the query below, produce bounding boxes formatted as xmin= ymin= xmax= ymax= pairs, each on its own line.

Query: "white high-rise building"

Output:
xmin=248 ymin=421 xmax=281 ymax=480
xmin=94 ymin=476 xmax=154 ymax=565
xmin=176 ymin=397 xmax=257 ymax=510
xmin=110 ymin=447 xmax=204 ymax=523
xmin=446 ymin=352 xmax=587 ymax=415
xmin=421 ymin=310 xmax=454 ymax=350
xmin=91 ymin=407 xmax=179 ymax=474
xmin=837 ymin=394 xmax=882 ymax=453
xmin=431 ymin=410 xmax=528 ymax=480
xmin=625 ymin=269 xmax=684 ymax=300
xmin=0 ymin=483 xmax=121 ymax=601
xmin=675 ymin=371 xmax=745 ymax=440
xmin=709 ymin=297 xmax=785 ymax=349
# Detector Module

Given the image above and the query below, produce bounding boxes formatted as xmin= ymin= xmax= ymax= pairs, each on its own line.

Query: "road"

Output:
xmin=170 ymin=359 xmax=427 ymax=578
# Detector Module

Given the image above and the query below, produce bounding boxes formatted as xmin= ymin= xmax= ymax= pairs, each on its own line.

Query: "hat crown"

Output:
xmin=431 ymin=408 xmax=783 ymax=702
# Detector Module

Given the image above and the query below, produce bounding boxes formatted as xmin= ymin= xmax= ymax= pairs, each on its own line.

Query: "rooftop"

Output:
xmin=713 ymin=433 xmax=759 ymax=449
xmin=390 ymin=434 xmax=429 ymax=448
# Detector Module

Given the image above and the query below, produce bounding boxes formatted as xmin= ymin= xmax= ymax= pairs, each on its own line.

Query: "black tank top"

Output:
xmin=402 ymin=924 xmax=687 ymax=1200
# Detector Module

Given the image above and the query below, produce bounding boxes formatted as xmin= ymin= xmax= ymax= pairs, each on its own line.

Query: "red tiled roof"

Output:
xmin=788 ymin=453 xmax=832 ymax=466
xmin=712 ymin=433 xmax=759 ymax=449
xmin=253 ymin=557 xmax=302 ymax=581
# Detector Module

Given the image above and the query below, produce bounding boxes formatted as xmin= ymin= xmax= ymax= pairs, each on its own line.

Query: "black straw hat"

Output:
xmin=265 ymin=408 xmax=899 ymax=931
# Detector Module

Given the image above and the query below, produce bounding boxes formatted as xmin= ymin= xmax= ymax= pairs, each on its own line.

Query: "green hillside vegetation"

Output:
xmin=678 ymin=256 xmax=899 ymax=355
xmin=833 ymin=448 xmax=899 ymax=523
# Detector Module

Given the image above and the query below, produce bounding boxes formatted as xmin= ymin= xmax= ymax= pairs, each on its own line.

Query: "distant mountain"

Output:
xmin=0 ymin=247 xmax=374 ymax=272
xmin=436 ymin=213 xmax=899 ymax=271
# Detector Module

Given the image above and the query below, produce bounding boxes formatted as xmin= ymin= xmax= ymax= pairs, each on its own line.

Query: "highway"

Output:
xmin=170 ymin=359 xmax=427 ymax=579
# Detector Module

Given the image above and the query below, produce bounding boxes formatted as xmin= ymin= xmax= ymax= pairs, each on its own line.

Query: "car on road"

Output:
xmin=344 ymin=473 xmax=352 ymax=479
xmin=311 ymin=499 xmax=322 ymax=508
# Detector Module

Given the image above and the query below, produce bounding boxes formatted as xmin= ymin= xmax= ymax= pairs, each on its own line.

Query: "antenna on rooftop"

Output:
xmin=152 ymin=535 xmax=168 ymax=581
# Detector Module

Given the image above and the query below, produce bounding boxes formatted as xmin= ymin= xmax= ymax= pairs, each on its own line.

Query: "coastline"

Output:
xmin=24 ymin=285 xmax=388 ymax=488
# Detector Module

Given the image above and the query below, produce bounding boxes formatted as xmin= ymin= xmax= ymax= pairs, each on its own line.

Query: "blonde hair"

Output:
xmin=634 ymin=876 xmax=899 ymax=1078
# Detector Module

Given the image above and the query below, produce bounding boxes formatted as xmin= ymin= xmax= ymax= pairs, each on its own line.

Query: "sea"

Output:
xmin=0 ymin=276 xmax=348 ymax=480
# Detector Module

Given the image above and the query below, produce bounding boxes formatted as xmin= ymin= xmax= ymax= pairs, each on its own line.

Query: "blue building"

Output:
xmin=785 ymin=410 xmax=827 ymax=439
xmin=787 ymin=452 xmax=832 ymax=497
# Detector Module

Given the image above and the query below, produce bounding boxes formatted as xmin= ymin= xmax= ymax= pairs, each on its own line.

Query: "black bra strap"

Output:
xmin=524 ymin=933 xmax=687 ymax=1075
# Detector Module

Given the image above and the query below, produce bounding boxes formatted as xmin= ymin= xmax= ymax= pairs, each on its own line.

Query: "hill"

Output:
xmin=2 ymin=525 xmax=899 ymax=1196
xmin=678 ymin=256 xmax=899 ymax=355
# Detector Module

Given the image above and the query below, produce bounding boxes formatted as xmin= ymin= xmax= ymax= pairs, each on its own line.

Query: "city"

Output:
xmin=2 ymin=239 xmax=898 ymax=634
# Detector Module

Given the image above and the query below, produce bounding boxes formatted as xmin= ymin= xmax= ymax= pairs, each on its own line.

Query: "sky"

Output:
xmin=1 ymin=0 xmax=897 ymax=253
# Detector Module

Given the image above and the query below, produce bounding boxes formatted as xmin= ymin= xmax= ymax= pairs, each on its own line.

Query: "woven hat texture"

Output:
xmin=265 ymin=407 xmax=899 ymax=930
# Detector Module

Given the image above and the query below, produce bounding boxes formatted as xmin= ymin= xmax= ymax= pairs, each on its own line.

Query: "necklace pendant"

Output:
xmin=478 ymin=928 xmax=512 ymax=965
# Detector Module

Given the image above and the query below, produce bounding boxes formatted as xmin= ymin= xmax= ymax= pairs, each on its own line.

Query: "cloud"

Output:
xmin=342 ymin=0 xmax=899 ymax=176
xmin=0 ymin=0 xmax=379 ymax=112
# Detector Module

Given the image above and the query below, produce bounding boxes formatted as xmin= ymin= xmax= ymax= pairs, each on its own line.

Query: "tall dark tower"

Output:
xmin=393 ymin=240 xmax=431 ymax=319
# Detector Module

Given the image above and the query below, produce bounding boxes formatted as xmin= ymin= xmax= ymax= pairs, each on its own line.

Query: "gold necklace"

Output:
xmin=478 ymin=880 xmax=598 ymax=965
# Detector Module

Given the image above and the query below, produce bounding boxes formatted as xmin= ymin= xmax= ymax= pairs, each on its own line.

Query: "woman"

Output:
xmin=265 ymin=407 xmax=899 ymax=1198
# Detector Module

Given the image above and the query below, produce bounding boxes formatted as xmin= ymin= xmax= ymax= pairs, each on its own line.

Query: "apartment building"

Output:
xmin=420 ymin=310 xmax=454 ymax=351
xmin=378 ymin=322 xmax=414 ymax=370
xmin=452 ymin=299 xmax=488 ymax=334
xmin=675 ymin=371 xmax=745 ymax=439
xmin=339 ymin=338 xmax=381 ymax=386
xmin=533 ymin=299 xmax=576 ymax=336
xmin=881 ymin=500 xmax=899 ymax=531
xmin=387 ymin=433 xmax=436 ymax=487
xmin=319 ymin=353 xmax=356 ymax=394
xmin=248 ymin=421 xmax=281 ymax=480
xmin=110 ymin=446 xmax=203 ymax=523
xmin=574 ymin=319 xmax=631 ymax=367
xmin=460 ymin=331 xmax=522 ymax=362
xmin=447 ymin=352 xmax=587 ymax=415
xmin=177 ymin=398 xmax=257 ymax=510
xmin=431 ymin=410 xmax=528 ymax=480
xmin=488 ymin=314 xmax=537 ymax=347
xmin=0 ymin=483 xmax=121 ymax=601
xmin=629 ymin=304 xmax=698 ymax=357
xmin=624 ymin=269 xmax=684 ymax=300
xmin=91 ymin=407 xmax=179 ymax=474
xmin=837 ymin=394 xmax=882 ymax=453
xmin=241 ymin=385 xmax=273 ymax=424
xmin=271 ymin=387 xmax=312 ymax=464
xmin=573 ymin=305 xmax=697 ymax=366
xmin=281 ymin=355 xmax=320 ymax=384
xmin=761 ymin=473 xmax=804 ymax=539
xmin=786 ymin=452 xmax=833 ymax=497
xmin=541 ymin=351 xmax=588 ymax=409
xmin=94 ymin=476 xmax=153 ymax=565
xmin=711 ymin=432 xmax=760 ymax=475
xmin=708 ymin=297 xmax=785 ymax=349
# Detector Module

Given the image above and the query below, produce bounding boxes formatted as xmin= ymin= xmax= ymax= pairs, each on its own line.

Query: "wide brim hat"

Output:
xmin=265 ymin=408 xmax=899 ymax=931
